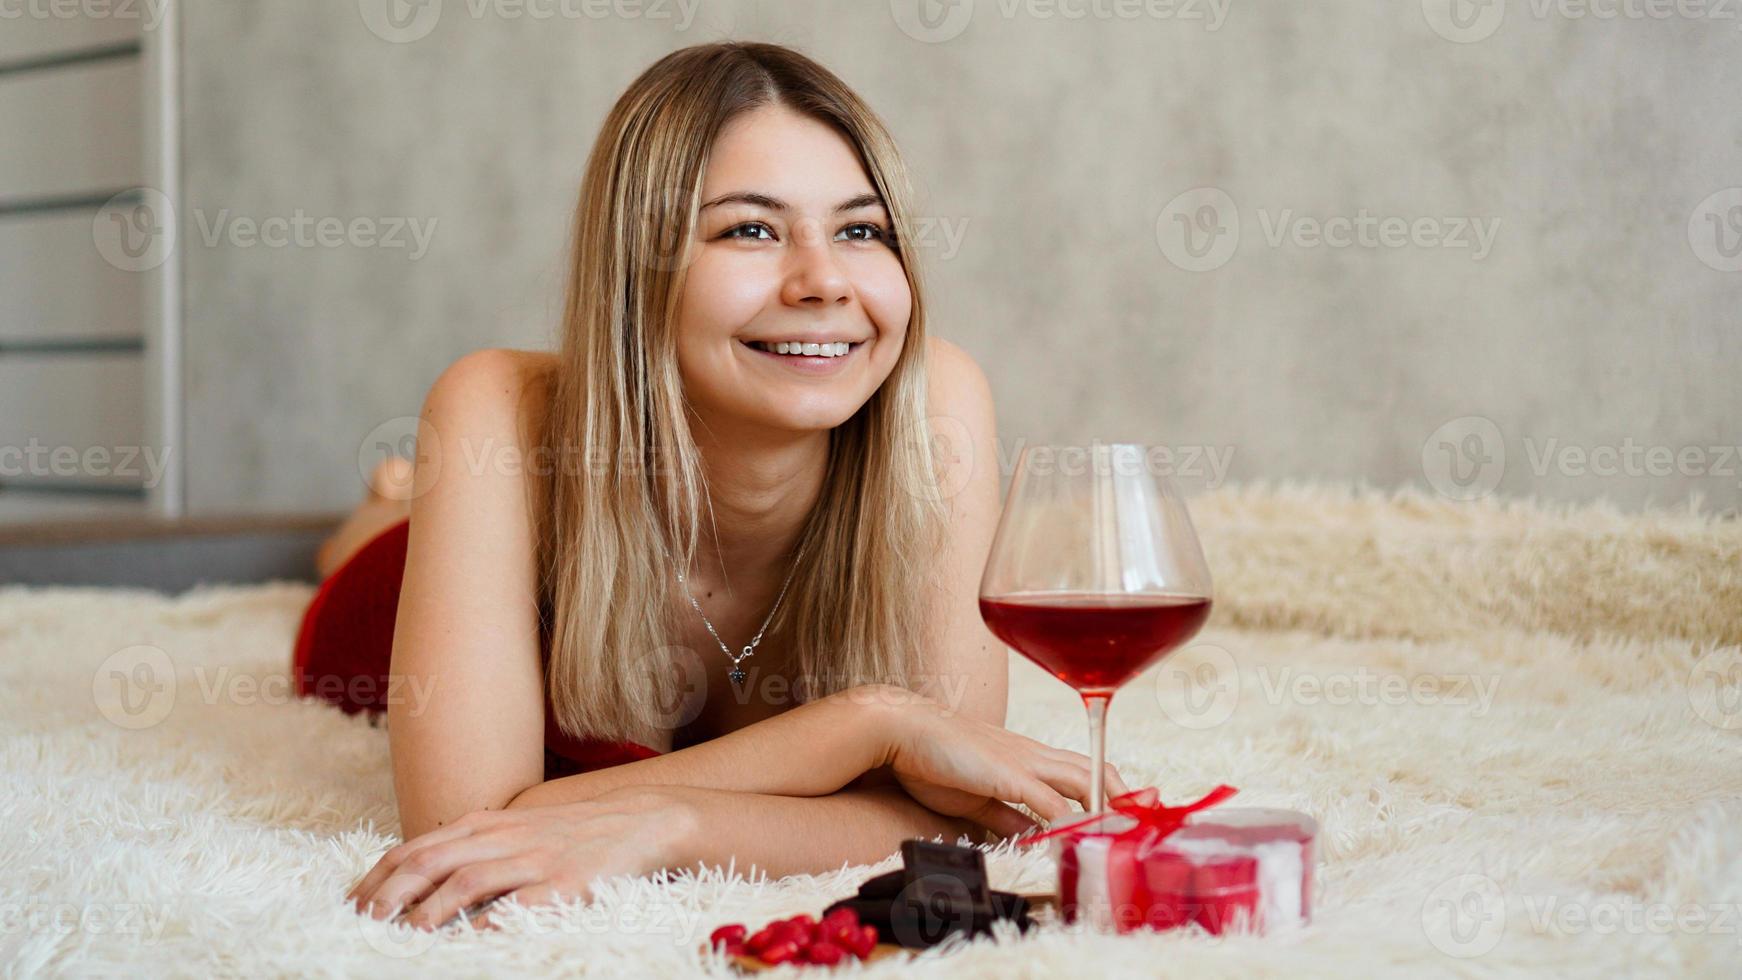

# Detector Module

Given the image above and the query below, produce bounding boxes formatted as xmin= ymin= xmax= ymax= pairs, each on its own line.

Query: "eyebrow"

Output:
xmin=699 ymin=191 xmax=885 ymax=214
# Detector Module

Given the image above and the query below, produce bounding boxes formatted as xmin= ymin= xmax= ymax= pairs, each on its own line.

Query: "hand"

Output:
xmin=878 ymin=690 xmax=1130 ymax=837
xmin=345 ymin=786 xmax=695 ymax=930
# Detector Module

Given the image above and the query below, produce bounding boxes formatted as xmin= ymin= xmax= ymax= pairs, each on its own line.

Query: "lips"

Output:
xmin=738 ymin=338 xmax=864 ymax=373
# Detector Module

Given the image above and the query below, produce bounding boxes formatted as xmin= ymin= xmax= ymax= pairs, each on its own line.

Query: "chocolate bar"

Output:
xmin=822 ymin=840 xmax=1033 ymax=949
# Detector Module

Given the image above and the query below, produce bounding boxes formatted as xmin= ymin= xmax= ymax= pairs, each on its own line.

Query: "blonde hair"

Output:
xmin=533 ymin=42 xmax=948 ymax=746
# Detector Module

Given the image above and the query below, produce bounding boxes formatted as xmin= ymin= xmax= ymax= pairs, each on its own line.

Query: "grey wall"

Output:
xmin=180 ymin=0 xmax=1742 ymax=515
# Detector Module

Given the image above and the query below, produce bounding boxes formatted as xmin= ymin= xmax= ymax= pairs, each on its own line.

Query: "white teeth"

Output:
xmin=754 ymin=341 xmax=852 ymax=357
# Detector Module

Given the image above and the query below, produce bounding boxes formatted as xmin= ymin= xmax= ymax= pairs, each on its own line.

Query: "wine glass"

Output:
xmin=978 ymin=442 xmax=1213 ymax=815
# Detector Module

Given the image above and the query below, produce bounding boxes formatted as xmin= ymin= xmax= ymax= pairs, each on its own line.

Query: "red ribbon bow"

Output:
xmin=1021 ymin=784 xmax=1239 ymax=847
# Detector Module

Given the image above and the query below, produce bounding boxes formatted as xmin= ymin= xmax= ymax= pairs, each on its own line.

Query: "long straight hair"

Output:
xmin=533 ymin=42 xmax=948 ymax=746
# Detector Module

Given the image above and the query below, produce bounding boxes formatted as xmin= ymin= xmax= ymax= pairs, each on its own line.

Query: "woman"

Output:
xmin=301 ymin=42 xmax=1125 ymax=931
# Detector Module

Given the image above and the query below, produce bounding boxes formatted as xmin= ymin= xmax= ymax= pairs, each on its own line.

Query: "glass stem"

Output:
xmin=1084 ymin=693 xmax=1111 ymax=814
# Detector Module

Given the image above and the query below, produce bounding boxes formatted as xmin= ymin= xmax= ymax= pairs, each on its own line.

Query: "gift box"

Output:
xmin=1035 ymin=786 xmax=1316 ymax=935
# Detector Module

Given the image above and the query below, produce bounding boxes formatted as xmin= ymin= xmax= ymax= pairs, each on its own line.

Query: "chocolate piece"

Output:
xmin=823 ymin=840 xmax=1033 ymax=949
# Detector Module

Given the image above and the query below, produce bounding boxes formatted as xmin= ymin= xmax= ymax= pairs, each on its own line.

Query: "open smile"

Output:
xmin=738 ymin=338 xmax=866 ymax=374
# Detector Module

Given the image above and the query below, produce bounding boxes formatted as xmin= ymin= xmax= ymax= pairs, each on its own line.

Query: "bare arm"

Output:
xmin=661 ymin=782 xmax=976 ymax=877
xmin=387 ymin=350 xmax=549 ymax=838
xmin=507 ymin=686 xmax=900 ymax=808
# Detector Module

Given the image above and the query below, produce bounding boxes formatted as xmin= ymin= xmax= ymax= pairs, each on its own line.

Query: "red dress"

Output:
xmin=291 ymin=517 xmax=660 ymax=780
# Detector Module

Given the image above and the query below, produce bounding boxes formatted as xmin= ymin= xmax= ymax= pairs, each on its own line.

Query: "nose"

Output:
xmin=780 ymin=218 xmax=851 ymax=308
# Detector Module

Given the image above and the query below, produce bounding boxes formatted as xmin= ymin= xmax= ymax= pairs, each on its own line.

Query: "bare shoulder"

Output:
xmin=923 ymin=335 xmax=994 ymax=419
xmin=422 ymin=348 xmax=559 ymax=448
xmin=921 ymin=336 xmax=998 ymax=514
xmin=410 ymin=347 xmax=560 ymax=507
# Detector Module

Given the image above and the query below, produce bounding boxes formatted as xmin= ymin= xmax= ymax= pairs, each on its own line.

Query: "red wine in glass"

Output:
xmin=978 ymin=592 xmax=1213 ymax=696
xmin=979 ymin=442 xmax=1213 ymax=815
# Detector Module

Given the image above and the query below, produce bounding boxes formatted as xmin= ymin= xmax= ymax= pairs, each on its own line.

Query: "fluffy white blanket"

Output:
xmin=3 ymin=484 xmax=1739 ymax=977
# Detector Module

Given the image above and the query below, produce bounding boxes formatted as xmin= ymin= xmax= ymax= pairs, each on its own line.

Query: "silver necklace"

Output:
xmin=676 ymin=546 xmax=804 ymax=685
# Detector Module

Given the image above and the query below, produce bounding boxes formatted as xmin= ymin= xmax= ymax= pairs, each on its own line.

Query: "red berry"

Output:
xmin=710 ymin=924 xmax=747 ymax=949
xmin=824 ymin=922 xmax=857 ymax=950
xmin=821 ymin=907 xmax=858 ymax=932
xmin=771 ymin=921 xmax=809 ymax=947
xmin=745 ymin=927 xmax=778 ymax=953
xmin=848 ymin=924 xmax=878 ymax=958
xmin=723 ymin=941 xmax=746 ymax=957
xmin=758 ymin=940 xmax=801 ymax=965
xmin=805 ymin=941 xmax=845 ymax=966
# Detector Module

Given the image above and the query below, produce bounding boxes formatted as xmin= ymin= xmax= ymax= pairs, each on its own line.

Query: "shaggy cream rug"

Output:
xmin=3 ymin=484 xmax=1740 ymax=977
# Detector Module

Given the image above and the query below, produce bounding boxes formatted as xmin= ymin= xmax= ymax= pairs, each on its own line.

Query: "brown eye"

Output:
xmin=836 ymin=222 xmax=886 ymax=243
xmin=720 ymin=222 xmax=776 ymax=241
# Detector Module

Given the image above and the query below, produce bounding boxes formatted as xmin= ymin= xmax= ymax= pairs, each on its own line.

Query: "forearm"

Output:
xmin=507 ymin=686 xmax=909 ymax=811
xmin=660 ymin=782 xmax=980 ymax=878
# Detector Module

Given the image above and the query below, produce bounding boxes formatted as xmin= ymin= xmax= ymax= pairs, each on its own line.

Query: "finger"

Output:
xmin=1102 ymin=762 xmax=1132 ymax=800
xmin=1031 ymin=758 xmax=1098 ymax=813
xmin=970 ymin=800 xmax=1040 ymax=839
xmin=493 ymin=880 xmax=591 ymax=916
xmin=347 ymin=822 xmax=477 ymax=907
xmin=1011 ymin=776 xmax=1076 ymax=825
xmin=404 ymin=860 xmax=539 ymax=930
xmin=1034 ymin=753 xmax=1132 ymax=807
xmin=361 ymin=835 xmax=515 ymax=920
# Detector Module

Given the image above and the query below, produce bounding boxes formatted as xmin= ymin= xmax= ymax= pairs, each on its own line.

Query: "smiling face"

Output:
xmin=673 ymin=104 xmax=912 ymax=436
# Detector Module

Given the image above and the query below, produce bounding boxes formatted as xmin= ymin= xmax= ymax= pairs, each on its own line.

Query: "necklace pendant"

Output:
xmin=729 ymin=667 xmax=746 ymax=684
